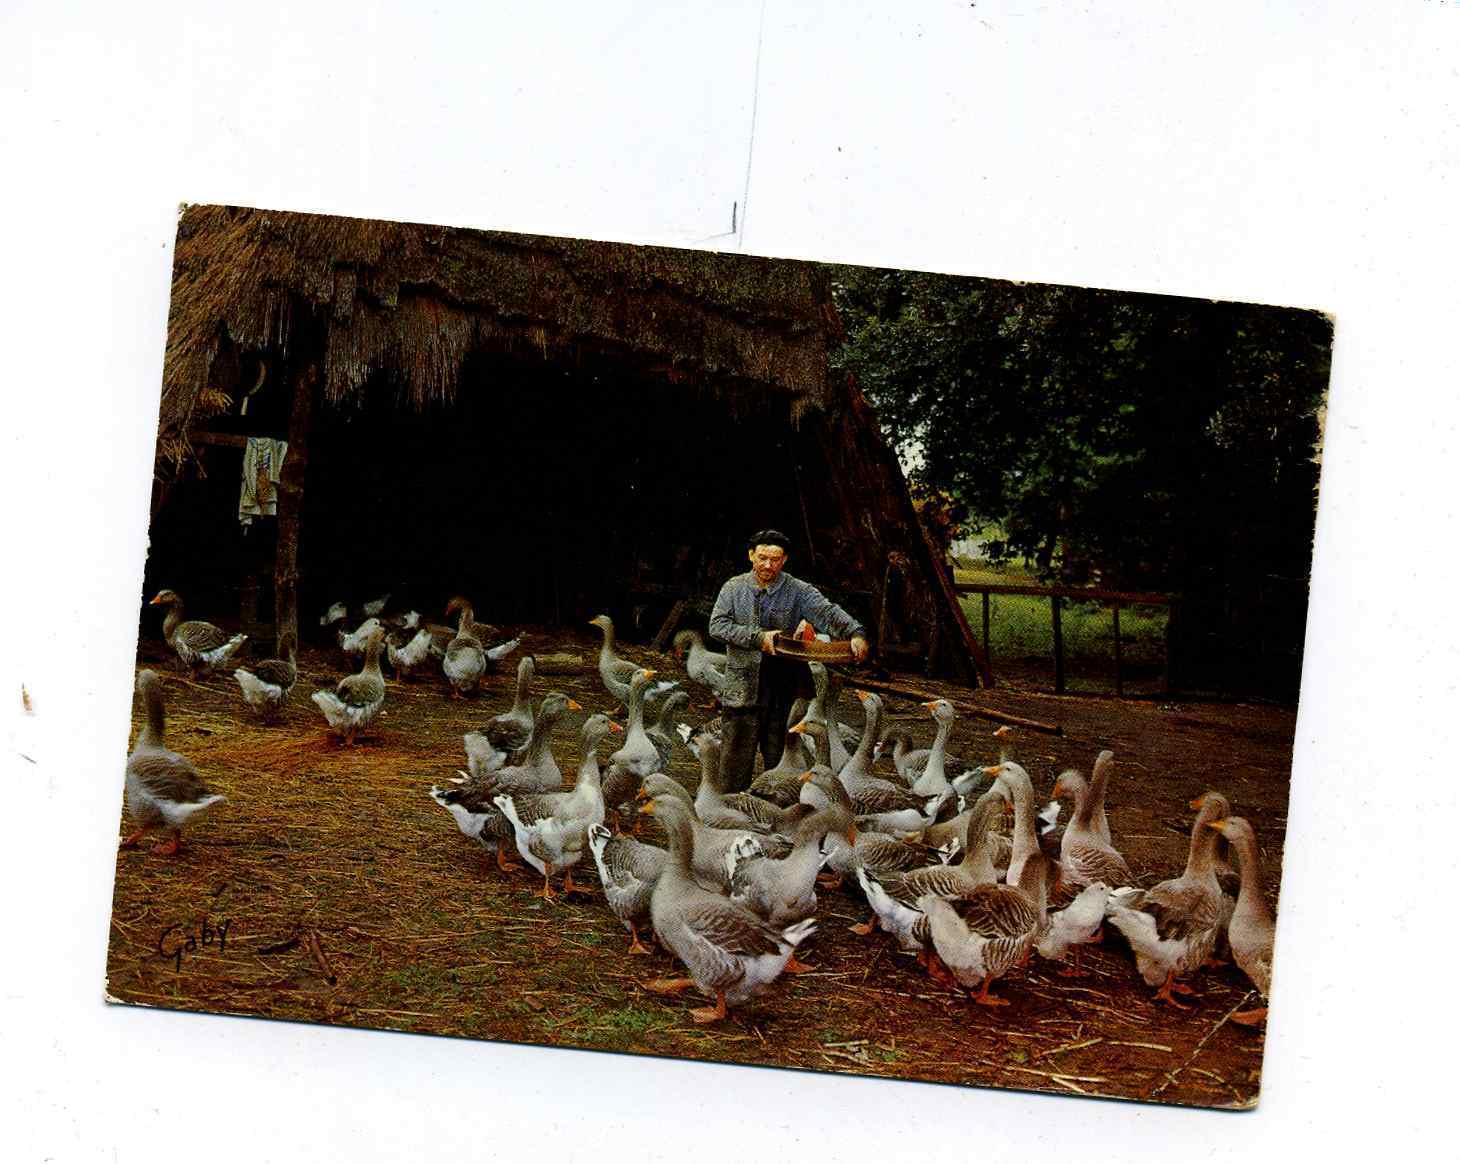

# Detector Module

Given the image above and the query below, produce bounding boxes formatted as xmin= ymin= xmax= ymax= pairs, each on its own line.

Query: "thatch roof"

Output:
xmin=154 ymin=204 xmax=986 ymax=685
xmin=159 ymin=204 xmax=841 ymax=468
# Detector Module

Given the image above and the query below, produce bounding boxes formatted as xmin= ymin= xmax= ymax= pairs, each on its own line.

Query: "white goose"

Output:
xmin=640 ymin=793 xmax=816 ymax=1024
xmin=463 ymin=655 xmax=537 ymax=775
xmin=310 ymin=621 xmax=386 ymax=744
xmin=233 ymin=631 xmax=298 ymax=720
xmin=123 ymin=670 xmax=227 ymax=855
xmin=494 ymin=714 xmax=620 ymax=899
xmin=1105 ymin=792 xmax=1232 ymax=1007
xmin=442 ymin=596 xmax=487 ymax=698
xmin=150 ymin=589 xmax=247 ymax=674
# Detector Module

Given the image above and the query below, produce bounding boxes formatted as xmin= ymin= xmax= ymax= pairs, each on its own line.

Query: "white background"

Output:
xmin=2 ymin=1 xmax=1456 ymax=1158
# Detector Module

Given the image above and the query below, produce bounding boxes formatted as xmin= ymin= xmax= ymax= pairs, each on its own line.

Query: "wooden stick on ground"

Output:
xmin=307 ymin=929 xmax=338 ymax=985
xmin=849 ymin=674 xmax=1063 ymax=736
xmin=1148 ymin=990 xmax=1254 ymax=1100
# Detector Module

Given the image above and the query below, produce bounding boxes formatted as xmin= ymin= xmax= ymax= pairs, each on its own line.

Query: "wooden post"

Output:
xmin=981 ymin=591 xmax=991 ymax=656
xmin=924 ymin=610 xmax=941 ymax=678
xmin=1112 ymin=602 xmax=1124 ymax=697
xmin=273 ymin=364 xmax=316 ymax=654
xmin=876 ymin=557 xmax=897 ymax=655
xmin=1051 ymin=594 xmax=1065 ymax=695
xmin=1163 ymin=598 xmax=1177 ymax=696
xmin=650 ymin=599 xmax=687 ymax=653
xmin=240 ymin=572 xmax=261 ymax=646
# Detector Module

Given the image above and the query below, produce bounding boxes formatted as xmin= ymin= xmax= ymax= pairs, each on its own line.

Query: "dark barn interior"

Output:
xmin=144 ymin=353 xmax=877 ymax=646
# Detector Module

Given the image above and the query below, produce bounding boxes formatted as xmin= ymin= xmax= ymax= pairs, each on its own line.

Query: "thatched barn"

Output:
xmin=145 ymin=204 xmax=985 ymax=682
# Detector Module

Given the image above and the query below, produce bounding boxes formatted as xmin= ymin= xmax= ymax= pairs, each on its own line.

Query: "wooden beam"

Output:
xmin=272 ymin=364 xmax=316 ymax=653
xmin=650 ymin=599 xmax=687 ymax=653
xmin=911 ymin=512 xmax=992 ymax=687
xmin=1112 ymin=602 xmax=1124 ymax=698
xmin=850 ymin=673 xmax=1063 ymax=736
xmin=981 ymin=591 xmax=991 ymax=669
xmin=1051 ymin=595 xmax=1065 ymax=695
xmin=188 ymin=430 xmax=249 ymax=448
xmin=875 ymin=555 xmax=896 ymax=656
xmin=954 ymin=580 xmax=1175 ymax=605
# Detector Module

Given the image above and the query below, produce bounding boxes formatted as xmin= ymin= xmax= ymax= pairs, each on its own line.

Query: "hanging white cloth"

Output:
xmin=239 ymin=437 xmax=289 ymax=526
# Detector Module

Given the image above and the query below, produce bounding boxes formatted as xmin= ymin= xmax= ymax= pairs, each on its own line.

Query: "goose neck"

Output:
xmin=140 ymin=679 xmax=166 ymax=748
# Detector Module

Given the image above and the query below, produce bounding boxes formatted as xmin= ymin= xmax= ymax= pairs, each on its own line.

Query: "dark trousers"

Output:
xmin=718 ymin=658 xmax=808 ymax=793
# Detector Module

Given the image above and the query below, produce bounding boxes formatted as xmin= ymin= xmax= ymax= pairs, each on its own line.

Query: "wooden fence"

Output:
xmin=953 ymin=581 xmax=1178 ymax=696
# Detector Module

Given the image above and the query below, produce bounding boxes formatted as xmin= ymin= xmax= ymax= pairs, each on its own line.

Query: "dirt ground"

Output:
xmin=105 ymin=625 xmax=1291 ymax=1110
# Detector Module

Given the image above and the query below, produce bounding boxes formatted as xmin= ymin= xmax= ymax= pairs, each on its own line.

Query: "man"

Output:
xmin=708 ymin=529 xmax=870 ymax=793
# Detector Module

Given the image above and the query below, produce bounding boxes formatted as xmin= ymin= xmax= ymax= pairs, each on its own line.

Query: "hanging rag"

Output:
xmin=239 ymin=437 xmax=289 ymax=526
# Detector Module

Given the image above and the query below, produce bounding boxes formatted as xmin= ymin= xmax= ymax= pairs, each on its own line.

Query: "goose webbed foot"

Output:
xmin=690 ymin=990 xmax=728 ymax=1024
xmin=643 ymin=976 xmax=696 ymax=995
xmin=1154 ymin=972 xmax=1195 ymax=1008
xmin=559 ymin=870 xmax=592 ymax=900
xmin=150 ymin=832 xmax=182 ymax=857
xmin=925 ymin=951 xmax=958 ymax=988
xmin=971 ymin=976 xmax=1008 ymax=1006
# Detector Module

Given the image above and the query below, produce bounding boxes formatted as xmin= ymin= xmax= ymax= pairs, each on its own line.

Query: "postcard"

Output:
xmin=107 ymin=203 xmax=1331 ymax=1109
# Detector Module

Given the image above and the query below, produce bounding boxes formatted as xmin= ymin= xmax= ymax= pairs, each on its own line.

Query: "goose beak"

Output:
xmin=638 ymin=800 xmax=657 ymax=816
xmin=855 ymin=690 xmax=870 ymax=703
xmin=641 ymin=669 xmax=657 ymax=679
xmin=993 ymin=725 xmax=1013 ymax=737
xmin=789 ymin=721 xmax=808 ymax=735
xmin=1205 ymin=819 xmax=1228 ymax=832
xmin=798 ymin=770 xmax=815 ymax=783
xmin=920 ymin=700 xmax=939 ymax=709
xmin=608 ymin=721 xmax=624 ymax=733
xmin=981 ymin=764 xmax=1001 ymax=776
xmin=567 ymin=698 xmax=583 ymax=711
xmin=635 ymin=785 xmax=649 ymax=801
xmin=846 ymin=825 xmax=858 ymax=846
xmin=1189 ymin=794 xmax=1208 ymax=810
xmin=148 ymin=594 xmax=163 ymax=605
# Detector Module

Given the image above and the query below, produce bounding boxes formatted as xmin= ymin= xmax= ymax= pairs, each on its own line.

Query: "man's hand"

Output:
xmin=761 ymin=630 xmax=777 ymax=654
xmin=850 ymin=635 xmax=869 ymax=663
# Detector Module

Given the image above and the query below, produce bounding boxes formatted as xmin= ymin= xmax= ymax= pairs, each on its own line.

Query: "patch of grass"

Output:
xmin=594 ymin=1005 xmax=665 ymax=1037
xmin=958 ymin=593 xmax=1168 ymax=668
xmin=569 ymin=1003 xmax=673 ymax=1049
xmin=384 ymin=965 xmax=437 ymax=995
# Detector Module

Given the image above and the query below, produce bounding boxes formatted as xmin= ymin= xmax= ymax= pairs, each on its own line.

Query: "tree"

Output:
xmin=828 ymin=264 xmax=1332 ymax=695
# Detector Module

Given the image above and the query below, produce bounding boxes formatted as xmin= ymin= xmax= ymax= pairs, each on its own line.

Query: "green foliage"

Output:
xmin=828 ymin=266 xmax=1331 ymax=597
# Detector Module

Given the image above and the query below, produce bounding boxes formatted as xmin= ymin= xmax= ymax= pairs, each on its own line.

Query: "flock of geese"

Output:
xmin=124 ymin=589 xmax=1275 ymax=1029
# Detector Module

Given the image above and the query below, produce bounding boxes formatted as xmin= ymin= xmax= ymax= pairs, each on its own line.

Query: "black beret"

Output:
xmin=748 ymin=529 xmax=792 ymax=554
